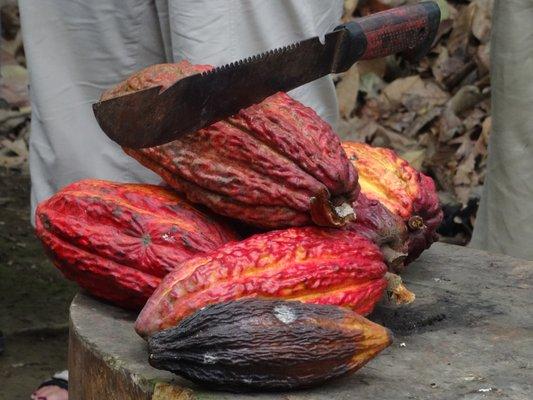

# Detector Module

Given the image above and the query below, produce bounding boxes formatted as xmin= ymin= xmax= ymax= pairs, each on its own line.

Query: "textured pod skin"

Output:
xmin=102 ymin=62 xmax=359 ymax=229
xmin=342 ymin=142 xmax=443 ymax=265
xmin=35 ymin=179 xmax=238 ymax=310
xmin=136 ymin=227 xmax=388 ymax=337
xmin=100 ymin=62 xmax=213 ymax=100
xmin=148 ymin=299 xmax=392 ymax=391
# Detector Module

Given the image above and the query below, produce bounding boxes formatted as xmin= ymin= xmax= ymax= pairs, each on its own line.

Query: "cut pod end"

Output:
xmin=408 ymin=215 xmax=425 ymax=231
xmin=310 ymin=190 xmax=355 ymax=227
xmin=381 ymin=245 xmax=408 ymax=271
xmin=385 ymin=272 xmax=416 ymax=305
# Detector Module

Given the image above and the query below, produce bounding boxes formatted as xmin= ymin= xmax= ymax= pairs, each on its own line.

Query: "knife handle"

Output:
xmin=334 ymin=1 xmax=440 ymax=71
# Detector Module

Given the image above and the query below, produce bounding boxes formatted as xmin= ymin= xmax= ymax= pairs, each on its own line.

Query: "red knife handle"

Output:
xmin=333 ymin=2 xmax=440 ymax=71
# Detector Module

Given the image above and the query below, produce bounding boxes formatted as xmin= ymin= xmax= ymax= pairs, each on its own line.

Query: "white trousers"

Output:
xmin=19 ymin=0 xmax=343 ymax=222
xmin=470 ymin=0 xmax=533 ymax=260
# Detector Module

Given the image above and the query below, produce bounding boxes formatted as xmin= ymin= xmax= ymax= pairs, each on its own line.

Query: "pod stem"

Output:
xmin=385 ymin=272 xmax=415 ymax=305
xmin=309 ymin=190 xmax=355 ymax=227
xmin=408 ymin=215 xmax=425 ymax=231
xmin=381 ymin=245 xmax=407 ymax=271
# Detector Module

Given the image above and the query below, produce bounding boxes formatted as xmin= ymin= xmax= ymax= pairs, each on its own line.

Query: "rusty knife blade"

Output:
xmin=92 ymin=31 xmax=345 ymax=148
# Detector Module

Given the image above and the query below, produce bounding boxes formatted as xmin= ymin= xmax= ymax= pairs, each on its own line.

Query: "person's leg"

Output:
xmin=19 ymin=2 xmax=168 ymax=398
xmin=19 ymin=0 xmax=167 ymax=223
xmin=470 ymin=0 xmax=533 ymax=260
xmin=162 ymin=0 xmax=343 ymax=127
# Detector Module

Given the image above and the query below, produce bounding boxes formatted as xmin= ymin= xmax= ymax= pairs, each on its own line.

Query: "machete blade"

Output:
xmin=93 ymin=30 xmax=344 ymax=148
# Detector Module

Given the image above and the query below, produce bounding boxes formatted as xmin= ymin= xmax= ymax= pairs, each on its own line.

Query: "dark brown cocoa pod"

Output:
xmin=148 ymin=299 xmax=392 ymax=391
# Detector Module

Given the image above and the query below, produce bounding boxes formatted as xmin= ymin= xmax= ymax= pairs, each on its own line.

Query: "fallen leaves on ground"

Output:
xmin=0 ymin=2 xmax=29 ymax=172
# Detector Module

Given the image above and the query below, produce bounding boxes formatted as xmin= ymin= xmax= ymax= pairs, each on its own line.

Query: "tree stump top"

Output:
xmin=69 ymin=243 xmax=532 ymax=399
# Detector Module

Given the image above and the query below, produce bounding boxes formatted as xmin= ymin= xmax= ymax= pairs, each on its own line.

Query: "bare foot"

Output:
xmin=31 ymin=385 xmax=68 ymax=400
xmin=31 ymin=386 xmax=68 ymax=400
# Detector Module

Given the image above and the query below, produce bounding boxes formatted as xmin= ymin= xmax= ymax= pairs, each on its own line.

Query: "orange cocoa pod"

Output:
xmin=34 ymin=179 xmax=238 ymax=310
xmin=342 ymin=142 xmax=443 ymax=266
xmin=102 ymin=62 xmax=359 ymax=229
xmin=135 ymin=226 xmax=388 ymax=337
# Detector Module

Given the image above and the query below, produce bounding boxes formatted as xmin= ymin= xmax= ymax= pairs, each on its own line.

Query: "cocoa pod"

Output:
xmin=342 ymin=142 xmax=443 ymax=266
xmin=135 ymin=226 xmax=388 ymax=337
xmin=35 ymin=179 xmax=238 ymax=310
xmin=349 ymin=193 xmax=409 ymax=270
xmin=102 ymin=62 xmax=359 ymax=229
xmin=148 ymin=299 xmax=392 ymax=391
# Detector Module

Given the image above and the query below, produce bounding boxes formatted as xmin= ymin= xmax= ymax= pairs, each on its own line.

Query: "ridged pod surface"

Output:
xmin=102 ymin=62 xmax=359 ymax=229
xmin=342 ymin=142 xmax=443 ymax=265
xmin=136 ymin=226 xmax=388 ymax=337
xmin=148 ymin=299 xmax=392 ymax=391
xmin=35 ymin=179 xmax=238 ymax=310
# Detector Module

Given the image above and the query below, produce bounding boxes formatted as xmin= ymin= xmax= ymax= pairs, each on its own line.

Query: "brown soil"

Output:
xmin=0 ymin=169 xmax=76 ymax=400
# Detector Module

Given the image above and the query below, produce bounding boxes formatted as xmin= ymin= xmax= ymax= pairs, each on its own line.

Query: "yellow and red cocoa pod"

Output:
xmin=102 ymin=62 xmax=359 ymax=229
xmin=34 ymin=179 xmax=238 ymax=310
xmin=342 ymin=142 xmax=443 ymax=266
xmin=135 ymin=226 xmax=388 ymax=337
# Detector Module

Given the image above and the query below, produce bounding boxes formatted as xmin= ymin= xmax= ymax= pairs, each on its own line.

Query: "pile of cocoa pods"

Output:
xmin=35 ymin=62 xmax=442 ymax=391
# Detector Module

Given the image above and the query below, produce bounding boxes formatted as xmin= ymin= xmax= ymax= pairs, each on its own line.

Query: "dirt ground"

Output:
xmin=0 ymin=169 xmax=77 ymax=400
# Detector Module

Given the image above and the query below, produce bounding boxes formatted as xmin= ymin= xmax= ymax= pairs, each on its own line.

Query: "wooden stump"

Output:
xmin=69 ymin=243 xmax=532 ymax=399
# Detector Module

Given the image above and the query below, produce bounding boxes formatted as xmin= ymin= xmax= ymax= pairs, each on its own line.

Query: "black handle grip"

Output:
xmin=333 ymin=1 xmax=441 ymax=72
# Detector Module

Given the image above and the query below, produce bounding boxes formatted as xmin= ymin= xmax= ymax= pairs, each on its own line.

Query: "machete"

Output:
xmin=93 ymin=2 xmax=440 ymax=148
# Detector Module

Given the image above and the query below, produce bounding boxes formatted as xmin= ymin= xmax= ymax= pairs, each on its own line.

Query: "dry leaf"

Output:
xmin=383 ymin=110 xmax=416 ymax=133
xmin=381 ymin=75 xmax=449 ymax=113
xmin=449 ymin=134 xmax=474 ymax=160
xmin=447 ymin=4 xmax=475 ymax=58
xmin=357 ymin=58 xmax=388 ymax=78
xmin=405 ymin=107 xmax=442 ymax=138
xmin=1 ymin=43 xmax=17 ymax=65
xmin=359 ymin=0 xmax=393 ymax=14
xmin=401 ymin=149 xmax=426 ymax=171
xmin=449 ymin=85 xmax=484 ymax=115
xmin=471 ymin=0 xmax=493 ymax=44
xmin=0 ymin=137 xmax=28 ymax=170
xmin=432 ymin=47 xmax=466 ymax=85
xmin=1 ymin=4 xmax=20 ymax=40
xmin=0 ymin=64 xmax=29 ymax=107
xmin=462 ymin=107 xmax=486 ymax=131
xmin=342 ymin=0 xmax=359 ymax=22
xmin=371 ymin=124 xmax=416 ymax=152
xmin=434 ymin=0 xmax=451 ymax=21
xmin=359 ymin=72 xmax=384 ymax=100
xmin=475 ymin=44 xmax=490 ymax=74
xmin=336 ymin=64 xmax=360 ymax=119
xmin=480 ymin=116 xmax=491 ymax=144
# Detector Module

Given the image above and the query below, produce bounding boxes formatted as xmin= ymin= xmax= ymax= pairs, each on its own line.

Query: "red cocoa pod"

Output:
xmin=102 ymin=62 xmax=359 ymax=229
xmin=35 ymin=179 xmax=238 ymax=310
xmin=342 ymin=142 xmax=443 ymax=266
xmin=135 ymin=226 xmax=388 ymax=337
